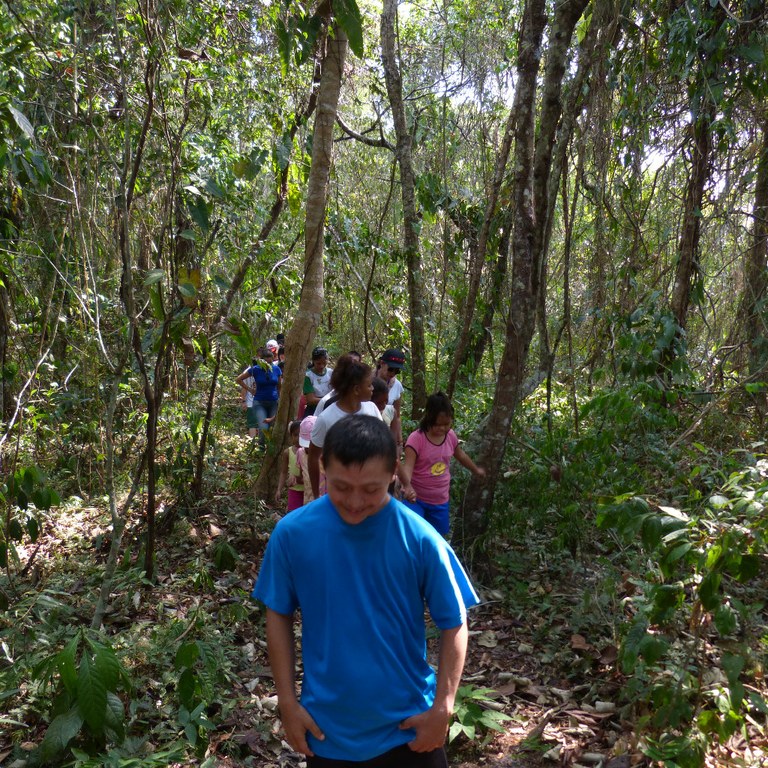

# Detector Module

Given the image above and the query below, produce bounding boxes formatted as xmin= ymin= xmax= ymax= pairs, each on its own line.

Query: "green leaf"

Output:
xmin=734 ymin=553 xmax=759 ymax=582
xmin=713 ymin=605 xmax=737 ymax=636
xmin=699 ymin=571 xmax=722 ymax=611
xmin=77 ymin=652 xmax=108 ymax=733
xmin=178 ymin=667 xmax=197 ymax=710
xmin=57 ymin=635 xmax=80 ymax=696
xmin=143 ymin=268 xmax=165 ymax=286
xmin=104 ymin=691 xmax=125 ymax=740
xmin=188 ymin=196 xmax=210 ymax=233
xmin=92 ymin=642 xmax=121 ymax=691
xmin=38 ymin=706 xmax=83 ymax=761
xmin=150 ymin=285 xmax=165 ymax=320
xmin=333 ymin=0 xmax=364 ymax=58
xmin=175 ymin=641 xmax=200 ymax=670
xmin=178 ymin=282 xmax=197 ymax=299
xmin=8 ymin=104 xmax=35 ymax=140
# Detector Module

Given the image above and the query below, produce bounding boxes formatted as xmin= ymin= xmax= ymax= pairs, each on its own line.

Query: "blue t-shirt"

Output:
xmin=253 ymin=494 xmax=479 ymax=761
xmin=249 ymin=362 xmax=282 ymax=402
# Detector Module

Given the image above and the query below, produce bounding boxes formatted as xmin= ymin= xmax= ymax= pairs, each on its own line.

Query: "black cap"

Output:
xmin=380 ymin=349 xmax=405 ymax=369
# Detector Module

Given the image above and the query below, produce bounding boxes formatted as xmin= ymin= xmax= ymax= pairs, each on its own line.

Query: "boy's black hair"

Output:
xmin=323 ymin=415 xmax=397 ymax=473
xmin=419 ymin=391 xmax=454 ymax=432
xmin=289 ymin=419 xmax=301 ymax=435
xmin=371 ymin=377 xmax=388 ymax=399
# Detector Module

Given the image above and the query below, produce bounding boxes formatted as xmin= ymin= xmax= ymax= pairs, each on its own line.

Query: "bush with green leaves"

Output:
xmin=596 ymin=452 xmax=768 ymax=767
xmin=449 ymin=685 xmax=513 ymax=746
xmin=29 ymin=631 xmax=132 ymax=765
xmin=0 ymin=465 xmax=61 ymax=608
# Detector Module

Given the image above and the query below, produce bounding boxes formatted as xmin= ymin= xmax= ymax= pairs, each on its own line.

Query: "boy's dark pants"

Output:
xmin=307 ymin=744 xmax=448 ymax=768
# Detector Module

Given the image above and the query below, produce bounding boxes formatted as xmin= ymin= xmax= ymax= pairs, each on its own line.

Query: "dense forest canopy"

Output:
xmin=1 ymin=0 xmax=767 ymax=765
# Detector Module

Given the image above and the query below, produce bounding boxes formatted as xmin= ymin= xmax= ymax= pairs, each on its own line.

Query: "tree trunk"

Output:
xmin=255 ymin=22 xmax=347 ymax=498
xmin=447 ymin=108 xmax=517 ymax=396
xmin=381 ymin=0 xmax=427 ymax=416
xmin=670 ymin=116 xmax=711 ymax=330
xmin=743 ymin=111 xmax=768 ymax=376
xmin=456 ymin=0 xmax=590 ymax=559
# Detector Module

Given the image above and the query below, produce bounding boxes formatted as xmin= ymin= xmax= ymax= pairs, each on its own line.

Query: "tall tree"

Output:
xmin=255 ymin=17 xmax=348 ymax=496
xmin=381 ymin=0 xmax=427 ymax=415
xmin=457 ymin=0 xmax=591 ymax=556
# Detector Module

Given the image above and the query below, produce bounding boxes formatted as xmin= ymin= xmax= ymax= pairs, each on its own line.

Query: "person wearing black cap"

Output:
xmin=303 ymin=347 xmax=333 ymax=416
xmin=377 ymin=349 xmax=405 ymax=446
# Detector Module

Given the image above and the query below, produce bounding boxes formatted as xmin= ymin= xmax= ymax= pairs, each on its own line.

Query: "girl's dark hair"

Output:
xmin=289 ymin=420 xmax=301 ymax=435
xmin=420 ymin=391 xmax=454 ymax=432
xmin=323 ymin=415 xmax=396 ymax=472
xmin=330 ymin=354 xmax=372 ymax=397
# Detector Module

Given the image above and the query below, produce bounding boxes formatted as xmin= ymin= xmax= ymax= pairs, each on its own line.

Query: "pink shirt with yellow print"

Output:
xmin=405 ymin=428 xmax=459 ymax=506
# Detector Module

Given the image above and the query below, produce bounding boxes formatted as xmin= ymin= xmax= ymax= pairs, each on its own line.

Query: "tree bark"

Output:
xmin=743 ymin=111 xmax=768 ymax=376
xmin=670 ymin=116 xmax=711 ymax=330
xmin=456 ymin=0 xmax=590 ymax=558
xmin=255 ymin=22 xmax=347 ymax=497
xmin=381 ymin=0 xmax=427 ymax=415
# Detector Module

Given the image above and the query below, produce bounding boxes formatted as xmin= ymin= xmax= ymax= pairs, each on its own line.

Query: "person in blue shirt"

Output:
xmin=236 ymin=347 xmax=282 ymax=449
xmin=253 ymin=415 xmax=479 ymax=767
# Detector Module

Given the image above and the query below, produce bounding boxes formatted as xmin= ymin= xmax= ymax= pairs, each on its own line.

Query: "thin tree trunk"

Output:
xmin=447 ymin=108 xmax=517 ymax=397
xmin=670 ymin=116 xmax=711 ymax=330
xmin=457 ymin=0 xmax=590 ymax=559
xmin=743 ymin=111 xmax=768 ymax=376
xmin=381 ymin=0 xmax=427 ymax=415
xmin=255 ymin=22 xmax=347 ymax=498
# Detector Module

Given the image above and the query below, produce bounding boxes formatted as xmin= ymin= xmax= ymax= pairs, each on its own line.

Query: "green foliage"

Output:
xmin=448 ymin=686 xmax=513 ymax=745
xmin=596 ymin=453 xmax=768 ymax=766
xmin=0 ymin=465 xmax=61 ymax=603
xmin=174 ymin=640 xmax=217 ymax=751
xmin=31 ymin=632 xmax=132 ymax=764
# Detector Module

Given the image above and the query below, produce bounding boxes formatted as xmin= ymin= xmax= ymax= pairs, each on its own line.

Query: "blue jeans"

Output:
xmin=253 ymin=399 xmax=278 ymax=446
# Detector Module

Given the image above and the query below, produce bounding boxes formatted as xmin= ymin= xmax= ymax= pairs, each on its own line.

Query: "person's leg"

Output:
xmin=253 ymin=401 xmax=269 ymax=448
xmin=246 ymin=404 xmax=259 ymax=438
xmin=420 ymin=501 xmax=450 ymax=535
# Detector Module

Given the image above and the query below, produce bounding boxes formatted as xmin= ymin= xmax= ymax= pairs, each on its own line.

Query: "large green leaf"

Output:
xmin=333 ymin=0 xmax=363 ymax=58
xmin=77 ymin=652 xmax=108 ymax=733
xmin=38 ymin=706 xmax=83 ymax=762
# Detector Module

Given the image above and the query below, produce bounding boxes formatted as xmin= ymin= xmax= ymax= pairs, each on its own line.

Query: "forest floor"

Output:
xmin=1 ymin=430 xmax=767 ymax=768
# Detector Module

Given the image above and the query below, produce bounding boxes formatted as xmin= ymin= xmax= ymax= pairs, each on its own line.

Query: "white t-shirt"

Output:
xmin=310 ymin=401 xmax=382 ymax=447
xmin=241 ymin=368 xmax=254 ymax=408
xmin=305 ymin=367 xmax=334 ymax=398
xmin=380 ymin=404 xmax=396 ymax=427
xmin=388 ymin=377 xmax=403 ymax=406
xmin=313 ymin=389 xmax=336 ymax=417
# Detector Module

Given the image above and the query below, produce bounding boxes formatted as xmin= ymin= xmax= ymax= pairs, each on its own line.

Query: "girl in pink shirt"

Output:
xmin=400 ymin=392 xmax=485 ymax=534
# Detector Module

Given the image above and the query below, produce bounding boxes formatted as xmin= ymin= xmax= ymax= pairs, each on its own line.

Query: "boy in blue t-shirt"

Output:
xmin=253 ymin=415 xmax=479 ymax=768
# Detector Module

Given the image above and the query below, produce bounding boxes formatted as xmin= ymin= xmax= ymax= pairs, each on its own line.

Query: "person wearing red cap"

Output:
xmin=377 ymin=349 xmax=405 ymax=447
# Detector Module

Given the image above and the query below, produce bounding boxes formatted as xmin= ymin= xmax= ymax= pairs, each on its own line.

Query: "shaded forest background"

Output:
xmin=0 ymin=0 xmax=767 ymax=766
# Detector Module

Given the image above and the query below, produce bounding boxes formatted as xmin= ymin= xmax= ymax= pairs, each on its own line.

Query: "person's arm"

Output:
xmin=303 ymin=375 xmax=322 ymax=407
xmin=308 ymin=442 xmax=322 ymax=498
xmin=398 ymin=445 xmax=418 ymax=502
xmin=236 ymin=369 xmax=255 ymax=395
xmin=390 ymin=396 xmax=402 ymax=446
xmin=400 ymin=621 xmax=468 ymax=752
xmin=275 ymin=448 xmax=289 ymax=504
xmin=266 ymin=609 xmax=325 ymax=756
xmin=454 ymin=445 xmax=486 ymax=478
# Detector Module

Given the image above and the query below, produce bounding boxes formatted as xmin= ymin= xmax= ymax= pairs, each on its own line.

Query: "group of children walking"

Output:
xmin=271 ymin=348 xmax=485 ymax=537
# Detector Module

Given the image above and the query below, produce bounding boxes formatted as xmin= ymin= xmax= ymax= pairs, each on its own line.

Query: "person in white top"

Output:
xmin=377 ymin=349 xmax=405 ymax=447
xmin=308 ymin=355 xmax=382 ymax=497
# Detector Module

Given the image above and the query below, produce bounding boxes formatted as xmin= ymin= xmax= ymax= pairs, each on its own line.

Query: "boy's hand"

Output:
xmin=400 ymin=706 xmax=450 ymax=752
xmin=281 ymin=701 xmax=325 ymax=756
